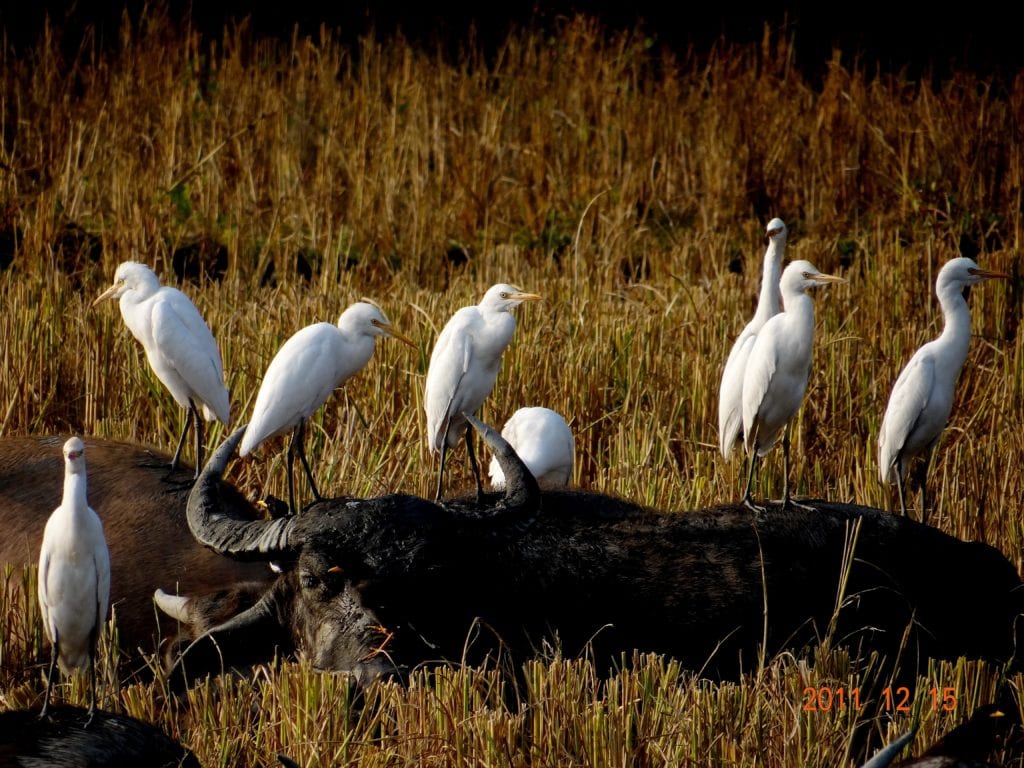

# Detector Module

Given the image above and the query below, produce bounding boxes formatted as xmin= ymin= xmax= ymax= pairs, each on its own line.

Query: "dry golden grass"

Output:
xmin=1 ymin=7 xmax=1023 ymax=766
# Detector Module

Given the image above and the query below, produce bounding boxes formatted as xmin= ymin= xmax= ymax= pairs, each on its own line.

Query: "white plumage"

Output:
xmin=740 ymin=260 xmax=845 ymax=511
xmin=488 ymin=407 xmax=574 ymax=489
xmin=718 ymin=218 xmax=787 ymax=459
xmin=93 ymin=261 xmax=229 ymax=477
xmin=240 ymin=301 xmax=413 ymax=513
xmin=424 ymin=283 xmax=541 ymax=500
xmin=878 ymin=256 xmax=1008 ymax=520
xmin=37 ymin=437 xmax=111 ymax=721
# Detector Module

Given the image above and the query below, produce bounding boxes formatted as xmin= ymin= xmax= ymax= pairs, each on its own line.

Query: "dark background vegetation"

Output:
xmin=3 ymin=1 xmax=1022 ymax=78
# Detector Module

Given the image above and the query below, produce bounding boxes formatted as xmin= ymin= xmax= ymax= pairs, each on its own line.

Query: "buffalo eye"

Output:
xmin=299 ymin=572 xmax=318 ymax=590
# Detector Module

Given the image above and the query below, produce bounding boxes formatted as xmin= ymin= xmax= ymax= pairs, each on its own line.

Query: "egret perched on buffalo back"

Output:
xmin=878 ymin=257 xmax=1008 ymax=522
xmin=37 ymin=437 xmax=111 ymax=724
xmin=718 ymin=218 xmax=788 ymax=459
xmin=240 ymin=301 xmax=413 ymax=514
xmin=93 ymin=261 xmax=230 ymax=479
xmin=488 ymin=406 xmax=574 ymax=489
xmin=425 ymin=283 xmax=542 ymax=501
xmin=741 ymin=260 xmax=845 ymax=512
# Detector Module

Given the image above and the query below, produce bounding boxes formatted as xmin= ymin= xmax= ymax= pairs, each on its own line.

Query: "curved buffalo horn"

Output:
xmin=153 ymin=588 xmax=190 ymax=623
xmin=168 ymin=587 xmax=287 ymax=688
xmin=464 ymin=413 xmax=540 ymax=515
xmin=187 ymin=425 xmax=298 ymax=559
xmin=857 ymin=729 xmax=916 ymax=768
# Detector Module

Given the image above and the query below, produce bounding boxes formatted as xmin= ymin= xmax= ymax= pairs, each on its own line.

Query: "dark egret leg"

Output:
xmin=741 ymin=447 xmax=765 ymax=514
xmin=190 ymin=400 xmax=204 ymax=480
xmin=781 ymin=425 xmax=815 ymax=512
xmin=40 ymin=631 xmax=59 ymax=720
xmin=465 ymin=423 xmax=484 ymax=504
xmin=894 ymin=456 xmax=908 ymax=517
xmin=168 ymin=406 xmax=195 ymax=475
xmin=85 ymin=632 xmax=98 ymax=728
xmin=286 ymin=423 xmax=300 ymax=515
xmin=435 ymin=442 xmax=449 ymax=502
xmin=295 ymin=418 xmax=321 ymax=502
xmin=916 ymin=446 xmax=935 ymax=526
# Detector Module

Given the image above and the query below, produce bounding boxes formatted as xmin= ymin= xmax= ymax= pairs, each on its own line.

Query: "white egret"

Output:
xmin=425 ymin=283 xmax=542 ymax=501
xmin=741 ymin=260 xmax=845 ymax=512
xmin=93 ymin=261 xmax=230 ymax=479
xmin=240 ymin=301 xmax=413 ymax=513
xmin=488 ymin=406 xmax=574 ymax=489
xmin=718 ymin=218 xmax=788 ymax=459
xmin=37 ymin=437 xmax=111 ymax=724
xmin=878 ymin=257 xmax=1008 ymax=521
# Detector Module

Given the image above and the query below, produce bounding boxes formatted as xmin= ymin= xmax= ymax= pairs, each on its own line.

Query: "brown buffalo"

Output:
xmin=0 ymin=435 xmax=274 ymax=660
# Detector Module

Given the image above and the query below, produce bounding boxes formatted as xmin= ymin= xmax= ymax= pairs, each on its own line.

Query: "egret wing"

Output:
xmin=424 ymin=308 xmax=477 ymax=452
xmin=151 ymin=294 xmax=230 ymax=422
xmin=718 ymin=329 xmax=756 ymax=458
xmin=95 ymin=531 xmax=111 ymax=632
xmin=878 ymin=353 xmax=935 ymax=478
xmin=243 ymin=325 xmax=344 ymax=453
xmin=741 ymin=330 xmax=778 ymax=454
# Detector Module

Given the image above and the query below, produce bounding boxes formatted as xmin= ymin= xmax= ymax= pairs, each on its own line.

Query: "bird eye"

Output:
xmin=500 ymin=292 xmax=509 ymax=299
xmin=802 ymin=271 xmax=813 ymax=280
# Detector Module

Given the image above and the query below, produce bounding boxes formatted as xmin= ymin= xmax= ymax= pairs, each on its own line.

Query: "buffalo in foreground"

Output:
xmin=0 ymin=435 xmax=275 ymax=661
xmin=168 ymin=416 xmax=1024 ymax=686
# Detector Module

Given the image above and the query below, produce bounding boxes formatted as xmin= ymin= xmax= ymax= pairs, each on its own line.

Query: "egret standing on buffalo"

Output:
xmin=425 ymin=283 xmax=542 ymax=501
xmin=93 ymin=261 xmax=230 ymax=479
xmin=37 ymin=437 xmax=111 ymax=724
xmin=488 ymin=406 xmax=574 ymax=489
xmin=741 ymin=260 xmax=845 ymax=512
xmin=878 ymin=257 xmax=1008 ymax=521
xmin=240 ymin=301 xmax=414 ymax=514
xmin=718 ymin=218 xmax=788 ymax=459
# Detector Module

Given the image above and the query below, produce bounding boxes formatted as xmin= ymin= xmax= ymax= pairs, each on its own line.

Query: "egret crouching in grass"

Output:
xmin=37 ymin=437 xmax=110 ymax=725
xmin=425 ymin=283 xmax=541 ymax=502
xmin=93 ymin=261 xmax=230 ymax=479
xmin=741 ymin=260 xmax=845 ymax=513
xmin=878 ymin=257 xmax=1009 ymax=522
xmin=718 ymin=217 xmax=788 ymax=460
xmin=240 ymin=301 xmax=413 ymax=514
xmin=488 ymin=406 xmax=574 ymax=489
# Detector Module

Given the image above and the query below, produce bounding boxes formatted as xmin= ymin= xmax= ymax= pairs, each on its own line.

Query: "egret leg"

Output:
xmin=286 ymin=424 xmax=300 ymax=515
xmin=894 ymin=457 xmax=908 ymax=517
xmin=916 ymin=446 xmax=935 ymax=526
xmin=465 ymin=423 xmax=484 ymax=504
xmin=435 ymin=443 xmax=449 ymax=501
xmin=781 ymin=426 xmax=816 ymax=512
xmin=40 ymin=631 xmax=59 ymax=720
xmin=296 ymin=419 xmax=322 ymax=502
xmin=168 ymin=406 xmax=195 ymax=475
xmin=190 ymin=400 xmax=204 ymax=481
xmin=85 ymin=633 xmax=98 ymax=728
xmin=741 ymin=448 xmax=765 ymax=514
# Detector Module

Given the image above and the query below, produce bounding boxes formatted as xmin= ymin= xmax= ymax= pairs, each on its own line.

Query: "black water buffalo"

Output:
xmin=0 ymin=706 xmax=201 ymax=767
xmin=168 ymin=416 xmax=1024 ymax=686
xmin=0 ymin=435 xmax=275 ymax=659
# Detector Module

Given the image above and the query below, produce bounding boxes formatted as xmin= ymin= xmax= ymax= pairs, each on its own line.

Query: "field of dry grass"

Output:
xmin=1 ymin=6 xmax=1023 ymax=766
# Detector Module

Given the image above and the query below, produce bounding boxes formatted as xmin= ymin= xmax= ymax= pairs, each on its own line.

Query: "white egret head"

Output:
xmin=338 ymin=301 xmax=415 ymax=346
xmin=479 ymin=283 xmax=542 ymax=313
xmin=765 ymin=217 xmax=787 ymax=240
xmin=781 ymin=260 xmax=846 ymax=295
xmin=939 ymin=256 xmax=1009 ymax=290
xmin=92 ymin=261 xmax=160 ymax=306
xmin=63 ymin=437 xmax=86 ymax=474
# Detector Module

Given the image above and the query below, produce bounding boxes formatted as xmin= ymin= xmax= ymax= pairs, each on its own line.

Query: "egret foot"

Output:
xmin=781 ymin=497 xmax=817 ymax=512
xmin=742 ymin=496 xmax=767 ymax=515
